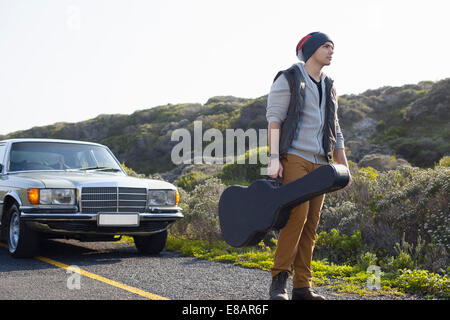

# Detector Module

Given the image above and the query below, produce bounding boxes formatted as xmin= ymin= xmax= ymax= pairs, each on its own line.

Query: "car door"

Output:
xmin=0 ymin=142 xmax=7 ymax=220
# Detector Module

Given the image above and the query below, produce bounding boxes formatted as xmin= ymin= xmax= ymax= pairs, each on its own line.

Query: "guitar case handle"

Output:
xmin=265 ymin=176 xmax=282 ymax=188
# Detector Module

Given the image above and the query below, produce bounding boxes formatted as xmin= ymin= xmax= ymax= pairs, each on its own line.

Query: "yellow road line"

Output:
xmin=0 ymin=242 xmax=170 ymax=300
xmin=36 ymin=256 xmax=170 ymax=300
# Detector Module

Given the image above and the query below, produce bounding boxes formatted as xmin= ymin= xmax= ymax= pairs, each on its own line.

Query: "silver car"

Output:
xmin=0 ymin=138 xmax=183 ymax=258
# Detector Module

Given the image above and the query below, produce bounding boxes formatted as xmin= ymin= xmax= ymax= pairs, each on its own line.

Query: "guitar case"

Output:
xmin=218 ymin=164 xmax=350 ymax=247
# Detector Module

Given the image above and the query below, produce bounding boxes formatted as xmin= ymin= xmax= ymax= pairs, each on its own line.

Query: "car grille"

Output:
xmin=81 ymin=187 xmax=147 ymax=213
xmin=44 ymin=221 xmax=168 ymax=233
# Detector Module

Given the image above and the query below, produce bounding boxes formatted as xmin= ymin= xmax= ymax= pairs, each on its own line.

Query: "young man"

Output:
xmin=266 ymin=32 xmax=351 ymax=300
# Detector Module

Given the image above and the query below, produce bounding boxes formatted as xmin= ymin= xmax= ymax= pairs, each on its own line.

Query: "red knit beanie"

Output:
xmin=296 ymin=32 xmax=333 ymax=62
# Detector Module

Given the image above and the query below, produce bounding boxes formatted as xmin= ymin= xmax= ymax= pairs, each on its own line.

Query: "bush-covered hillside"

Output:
xmin=339 ymin=79 xmax=450 ymax=167
xmin=2 ymin=78 xmax=448 ymax=173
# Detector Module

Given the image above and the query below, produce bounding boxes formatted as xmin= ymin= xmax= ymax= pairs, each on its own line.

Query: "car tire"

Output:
xmin=133 ymin=230 xmax=168 ymax=255
xmin=6 ymin=204 xmax=40 ymax=258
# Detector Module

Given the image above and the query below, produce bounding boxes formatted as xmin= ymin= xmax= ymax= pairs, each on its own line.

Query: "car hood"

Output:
xmin=10 ymin=171 xmax=176 ymax=190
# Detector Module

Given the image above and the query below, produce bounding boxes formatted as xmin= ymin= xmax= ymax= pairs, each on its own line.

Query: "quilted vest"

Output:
xmin=272 ymin=65 xmax=337 ymax=162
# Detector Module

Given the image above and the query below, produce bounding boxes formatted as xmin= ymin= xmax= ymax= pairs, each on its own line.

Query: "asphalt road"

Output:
xmin=0 ymin=239 xmax=417 ymax=301
xmin=0 ymin=239 xmax=273 ymax=300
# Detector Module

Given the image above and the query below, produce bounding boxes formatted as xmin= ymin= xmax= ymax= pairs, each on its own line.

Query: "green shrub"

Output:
xmin=320 ymin=163 xmax=449 ymax=272
xmin=121 ymin=162 xmax=145 ymax=178
xmin=393 ymin=269 xmax=450 ymax=298
xmin=357 ymin=252 xmax=378 ymax=271
xmin=217 ymin=146 xmax=268 ymax=185
xmin=314 ymin=229 xmax=365 ymax=264
xmin=169 ymin=177 xmax=225 ymax=240
xmin=393 ymin=252 xmax=415 ymax=271
xmin=376 ymin=166 xmax=449 ymax=251
xmin=175 ymin=171 xmax=209 ymax=191
xmin=437 ymin=156 xmax=450 ymax=167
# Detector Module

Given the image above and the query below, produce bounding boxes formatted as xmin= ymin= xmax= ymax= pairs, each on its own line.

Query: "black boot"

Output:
xmin=292 ymin=287 xmax=325 ymax=300
xmin=269 ymin=271 xmax=289 ymax=300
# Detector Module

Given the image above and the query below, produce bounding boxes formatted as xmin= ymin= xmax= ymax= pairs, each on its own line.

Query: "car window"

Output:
xmin=77 ymin=150 xmax=97 ymax=168
xmin=0 ymin=144 xmax=6 ymax=165
xmin=8 ymin=142 xmax=122 ymax=172
xmin=92 ymin=148 xmax=117 ymax=167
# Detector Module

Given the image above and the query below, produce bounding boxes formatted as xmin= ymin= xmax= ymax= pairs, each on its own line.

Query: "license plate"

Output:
xmin=98 ymin=213 xmax=139 ymax=227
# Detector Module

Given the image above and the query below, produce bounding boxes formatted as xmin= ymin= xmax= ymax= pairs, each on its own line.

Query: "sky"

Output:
xmin=0 ymin=0 xmax=449 ymax=135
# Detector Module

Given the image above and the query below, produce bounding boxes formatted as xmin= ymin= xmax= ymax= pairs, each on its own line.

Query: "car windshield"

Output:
xmin=8 ymin=142 xmax=123 ymax=173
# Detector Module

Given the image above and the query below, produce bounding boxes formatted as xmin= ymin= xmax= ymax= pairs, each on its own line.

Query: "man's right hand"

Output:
xmin=267 ymin=157 xmax=283 ymax=179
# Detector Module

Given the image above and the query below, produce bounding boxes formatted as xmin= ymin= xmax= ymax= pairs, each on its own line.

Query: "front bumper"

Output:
xmin=20 ymin=207 xmax=184 ymax=236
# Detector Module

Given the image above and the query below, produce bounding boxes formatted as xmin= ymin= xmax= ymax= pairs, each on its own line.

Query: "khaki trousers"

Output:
xmin=270 ymin=153 xmax=325 ymax=288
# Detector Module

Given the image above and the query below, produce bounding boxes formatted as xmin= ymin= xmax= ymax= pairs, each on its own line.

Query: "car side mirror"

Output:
xmin=0 ymin=164 xmax=3 ymax=173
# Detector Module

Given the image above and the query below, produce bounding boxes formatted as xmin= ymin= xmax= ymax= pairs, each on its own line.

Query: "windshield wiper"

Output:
xmin=78 ymin=166 xmax=121 ymax=172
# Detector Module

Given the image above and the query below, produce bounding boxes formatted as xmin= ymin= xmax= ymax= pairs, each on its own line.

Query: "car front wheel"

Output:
xmin=133 ymin=230 xmax=168 ymax=255
xmin=7 ymin=204 xmax=40 ymax=258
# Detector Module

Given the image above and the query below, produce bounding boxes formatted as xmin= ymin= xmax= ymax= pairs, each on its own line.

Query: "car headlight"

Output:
xmin=28 ymin=188 xmax=76 ymax=205
xmin=148 ymin=190 xmax=179 ymax=207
